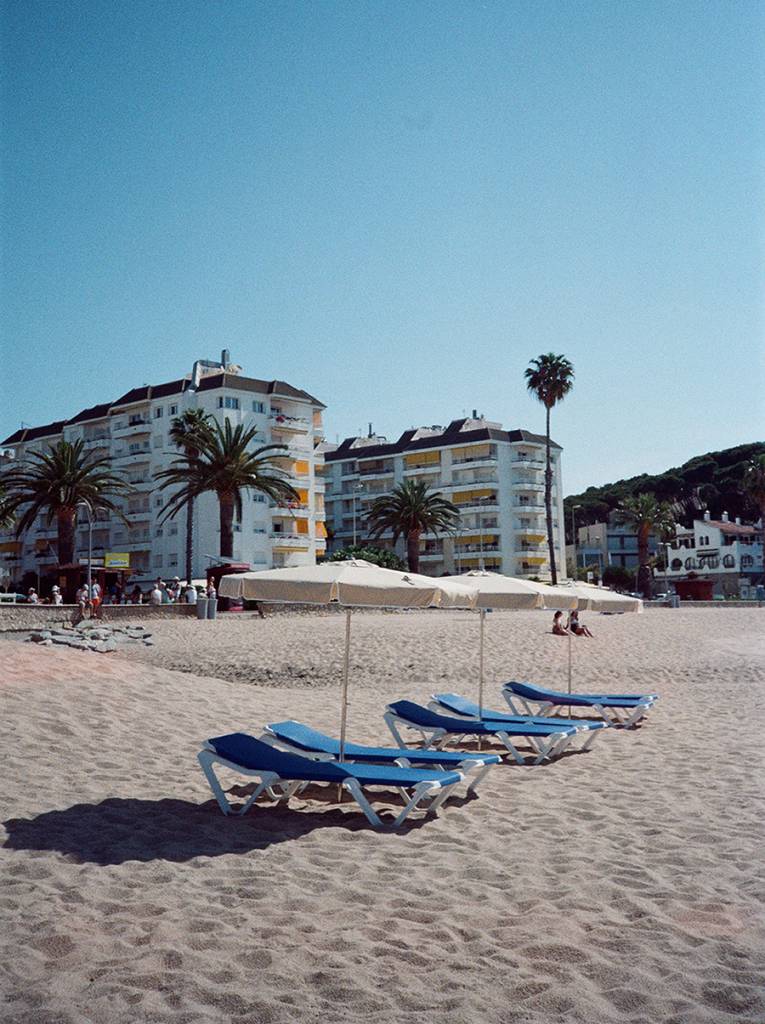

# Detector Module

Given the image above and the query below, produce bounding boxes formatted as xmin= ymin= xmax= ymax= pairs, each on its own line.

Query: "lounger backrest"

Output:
xmin=209 ymin=732 xmax=348 ymax=779
xmin=268 ymin=720 xmax=339 ymax=755
xmin=434 ymin=693 xmax=480 ymax=716
xmin=387 ymin=700 xmax=466 ymax=730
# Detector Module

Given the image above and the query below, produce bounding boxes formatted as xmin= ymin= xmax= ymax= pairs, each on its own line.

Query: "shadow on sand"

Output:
xmin=1 ymin=785 xmax=451 ymax=864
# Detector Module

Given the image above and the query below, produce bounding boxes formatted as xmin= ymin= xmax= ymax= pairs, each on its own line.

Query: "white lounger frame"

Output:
xmin=382 ymin=708 xmax=573 ymax=767
xmin=426 ymin=698 xmax=603 ymax=754
xmin=197 ymin=744 xmax=463 ymax=830
xmin=261 ymin=728 xmax=495 ymax=796
xmin=501 ymin=687 xmax=652 ymax=730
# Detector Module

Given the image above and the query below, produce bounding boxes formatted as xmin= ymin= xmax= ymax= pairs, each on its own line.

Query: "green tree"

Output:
xmin=617 ymin=493 xmax=676 ymax=600
xmin=168 ymin=409 xmax=215 ymax=584
xmin=0 ymin=439 xmax=131 ymax=567
xmin=0 ymin=482 xmax=14 ymax=530
xmin=364 ymin=479 xmax=460 ymax=574
xmin=525 ymin=353 xmax=574 ymax=585
xmin=326 ymin=544 xmax=406 ymax=571
xmin=156 ymin=419 xmax=299 ymax=560
xmin=743 ymin=453 xmax=765 ymax=526
xmin=602 ymin=565 xmax=635 ymax=592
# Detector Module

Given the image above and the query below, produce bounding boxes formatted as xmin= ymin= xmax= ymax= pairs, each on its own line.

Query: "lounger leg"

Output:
xmin=464 ymin=764 xmax=491 ymax=795
xmin=342 ymin=779 xmax=384 ymax=828
xmin=198 ymin=751 xmax=273 ymax=816
xmin=383 ymin=712 xmax=407 ymax=748
xmin=495 ymin=732 xmax=526 ymax=765
xmin=620 ymin=703 xmax=650 ymax=729
xmin=580 ymin=728 xmax=600 ymax=752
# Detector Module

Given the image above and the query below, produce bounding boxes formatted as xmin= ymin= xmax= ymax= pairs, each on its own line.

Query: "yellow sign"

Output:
xmin=105 ymin=552 xmax=131 ymax=569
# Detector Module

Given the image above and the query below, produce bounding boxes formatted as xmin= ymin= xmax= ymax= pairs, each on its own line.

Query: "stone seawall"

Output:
xmin=0 ymin=604 xmax=197 ymax=632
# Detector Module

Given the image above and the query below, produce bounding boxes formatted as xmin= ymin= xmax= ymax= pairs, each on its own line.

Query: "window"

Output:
xmin=169 ymin=554 xmax=178 ymax=567
xmin=170 ymin=404 xmax=178 ymax=416
xmin=253 ymin=494 xmax=266 ymax=503
xmin=722 ymin=554 xmax=735 ymax=568
xmin=218 ymin=396 xmax=239 ymax=409
xmin=169 ymin=525 xmax=178 ymax=536
xmin=253 ymin=400 xmax=265 ymax=414
xmin=155 ymin=497 xmax=163 ymax=507
xmin=742 ymin=555 xmax=754 ymax=568
xmin=671 ymin=558 xmax=682 ymax=571
xmin=154 ymin=407 xmax=163 ymax=419
xmin=155 ymin=528 xmax=163 ymax=538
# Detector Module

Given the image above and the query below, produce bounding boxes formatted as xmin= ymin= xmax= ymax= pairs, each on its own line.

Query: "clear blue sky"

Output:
xmin=2 ymin=0 xmax=763 ymax=494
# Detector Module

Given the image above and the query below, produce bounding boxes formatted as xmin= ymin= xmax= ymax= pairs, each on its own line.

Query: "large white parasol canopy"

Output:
xmin=219 ymin=560 xmax=478 ymax=759
xmin=440 ymin=571 xmax=544 ymax=716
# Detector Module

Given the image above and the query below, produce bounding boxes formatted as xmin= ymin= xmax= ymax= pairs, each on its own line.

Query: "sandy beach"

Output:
xmin=1 ymin=606 xmax=764 ymax=1024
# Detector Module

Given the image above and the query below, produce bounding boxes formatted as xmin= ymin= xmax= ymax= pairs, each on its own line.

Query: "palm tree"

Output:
xmin=743 ymin=454 xmax=765 ymax=527
xmin=0 ymin=482 xmax=14 ymax=530
xmin=364 ymin=479 xmax=460 ymax=573
xmin=617 ymin=493 xmax=676 ymax=600
xmin=168 ymin=409 xmax=214 ymax=584
xmin=156 ymin=419 xmax=300 ymax=559
xmin=0 ymin=439 xmax=131 ymax=566
xmin=525 ymin=353 xmax=574 ymax=585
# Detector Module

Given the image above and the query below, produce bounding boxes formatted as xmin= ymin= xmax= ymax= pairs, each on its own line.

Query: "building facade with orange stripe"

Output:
xmin=321 ymin=413 xmax=566 ymax=580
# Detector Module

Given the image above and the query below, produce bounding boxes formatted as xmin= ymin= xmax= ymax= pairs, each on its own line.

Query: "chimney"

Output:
xmin=368 ymin=423 xmax=373 ymax=438
xmin=703 ymin=510 xmax=711 ymax=522
xmin=721 ymin=511 xmax=729 ymax=523
xmin=472 ymin=409 xmax=477 ymax=419
xmin=221 ymin=349 xmax=230 ymax=369
xmin=190 ymin=361 xmax=202 ymax=391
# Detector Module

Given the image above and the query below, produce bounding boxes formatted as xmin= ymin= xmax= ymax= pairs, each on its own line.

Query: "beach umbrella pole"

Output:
xmin=339 ymin=607 xmax=352 ymax=762
xmin=567 ymin=620 xmax=572 ymax=717
xmin=478 ymin=608 xmax=486 ymax=750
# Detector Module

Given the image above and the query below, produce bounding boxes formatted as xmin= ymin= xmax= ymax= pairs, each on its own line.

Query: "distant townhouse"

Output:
xmin=664 ymin=511 xmax=763 ymax=597
xmin=0 ymin=353 xmax=326 ymax=582
xmin=572 ymin=518 xmax=660 ymax=573
xmin=321 ymin=414 xmax=566 ymax=579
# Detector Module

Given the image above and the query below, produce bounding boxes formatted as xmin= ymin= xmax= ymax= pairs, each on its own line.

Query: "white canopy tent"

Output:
xmin=219 ymin=560 xmax=477 ymax=760
xmin=440 ymin=571 xmax=544 ymax=716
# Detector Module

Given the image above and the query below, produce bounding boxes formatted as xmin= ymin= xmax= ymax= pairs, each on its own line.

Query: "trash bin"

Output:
xmin=196 ymin=599 xmax=208 ymax=620
xmin=207 ymin=596 xmax=218 ymax=620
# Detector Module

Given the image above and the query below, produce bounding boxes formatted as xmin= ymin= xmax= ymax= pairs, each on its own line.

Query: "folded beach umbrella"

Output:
xmin=219 ymin=560 xmax=477 ymax=760
xmin=441 ymin=571 xmax=544 ymax=717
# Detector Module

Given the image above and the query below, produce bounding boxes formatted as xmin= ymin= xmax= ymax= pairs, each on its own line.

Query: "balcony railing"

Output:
xmin=456 ymin=543 xmax=500 ymax=553
xmin=511 ymin=481 xmax=544 ymax=493
xmin=451 ymin=454 xmax=497 ymax=465
xmin=512 ymin=457 xmax=545 ymax=469
xmin=448 ymin=476 xmax=499 ymax=487
xmin=512 ymin=500 xmax=545 ymax=510
xmin=454 ymin=497 xmax=499 ymax=508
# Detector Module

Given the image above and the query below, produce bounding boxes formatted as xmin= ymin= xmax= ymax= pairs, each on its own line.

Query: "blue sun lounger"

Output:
xmin=198 ymin=732 xmax=464 ymax=829
xmin=502 ymin=681 xmax=658 ymax=729
xmin=264 ymin=720 xmax=501 ymax=795
xmin=383 ymin=700 xmax=578 ymax=765
xmin=429 ymin=692 xmax=608 ymax=752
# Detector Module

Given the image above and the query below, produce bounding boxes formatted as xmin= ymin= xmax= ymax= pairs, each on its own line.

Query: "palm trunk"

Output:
xmin=406 ymin=529 xmax=421 ymax=573
xmin=219 ymin=491 xmax=235 ymax=559
xmin=185 ymin=497 xmax=194 ymax=585
xmin=57 ymin=507 xmax=77 ymax=566
xmin=544 ymin=405 xmax=558 ymax=585
xmin=637 ymin=524 xmax=652 ymax=600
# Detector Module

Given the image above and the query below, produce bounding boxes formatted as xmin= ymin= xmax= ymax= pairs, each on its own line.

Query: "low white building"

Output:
xmin=321 ymin=414 xmax=566 ymax=579
xmin=664 ymin=511 xmax=763 ymax=596
xmin=0 ymin=353 xmax=327 ymax=584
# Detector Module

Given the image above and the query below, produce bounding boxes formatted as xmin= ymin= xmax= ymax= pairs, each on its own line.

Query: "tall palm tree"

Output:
xmin=168 ymin=409 xmax=214 ymax=584
xmin=0 ymin=439 xmax=131 ymax=566
xmin=525 ymin=353 xmax=574 ymax=585
xmin=617 ymin=493 xmax=676 ymax=600
xmin=743 ymin=454 xmax=765 ymax=527
xmin=364 ymin=479 xmax=460 ymax=573
xmin=156 ymin=419 xmax=300 ymax=559
xmin=0 ymin=482 xmax=14 ymax=530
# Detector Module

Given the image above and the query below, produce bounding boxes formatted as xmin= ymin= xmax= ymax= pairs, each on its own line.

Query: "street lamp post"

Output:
xmin=77 ymin=501 xmax=94 ymax=599
xmin=351 ymin=483 xmax=364 ymax=547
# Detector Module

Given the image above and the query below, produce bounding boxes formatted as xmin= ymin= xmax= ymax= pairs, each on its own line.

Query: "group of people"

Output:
xmin=552 ymin=610 xmax=594 ymax=638
xmin=24 ymin=576 xmax=215 ymax=609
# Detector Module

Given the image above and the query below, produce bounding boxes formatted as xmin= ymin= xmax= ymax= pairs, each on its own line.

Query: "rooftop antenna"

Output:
xmin=368 ymin=422 xmax=373 ymax=437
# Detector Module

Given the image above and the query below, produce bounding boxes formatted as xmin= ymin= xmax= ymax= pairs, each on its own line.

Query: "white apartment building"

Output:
xmin=322 ymin=414 xmax=566 ymax=579
xmin=664 ymin=511 xmax=763 ymax=596
xmin=0 ymin=353 xmax=327 ymax=583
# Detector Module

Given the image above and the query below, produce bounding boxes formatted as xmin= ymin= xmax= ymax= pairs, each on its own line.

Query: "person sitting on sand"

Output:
xmin=552 ymin=610 xmax=568 ymax=635
xmin=568 ymin=610 xmax=594 ymax=637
